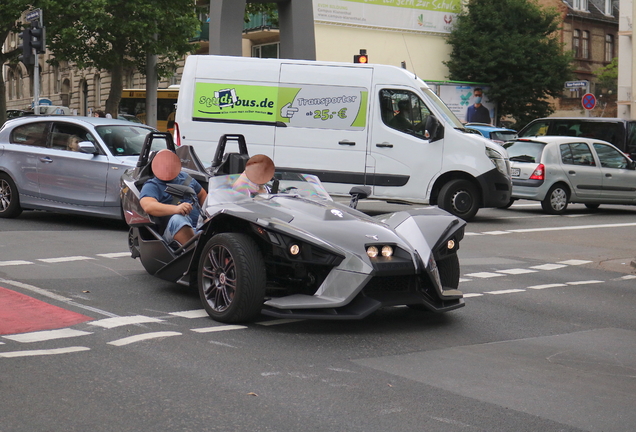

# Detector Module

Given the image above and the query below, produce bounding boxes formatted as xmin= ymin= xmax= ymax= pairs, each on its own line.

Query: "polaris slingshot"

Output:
xmin=120 ymin=133 xmax=465 ymax=323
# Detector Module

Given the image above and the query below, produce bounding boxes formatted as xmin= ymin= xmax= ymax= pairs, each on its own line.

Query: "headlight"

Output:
xmin=366 ymin=246 xmax=379 ymax=258
xmin=486 ymin=146 xmax=509 ymax=177
xmin=381 ymin=245 xmax=393 ymax=257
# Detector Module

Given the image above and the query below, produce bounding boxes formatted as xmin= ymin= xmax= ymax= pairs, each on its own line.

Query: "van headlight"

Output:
xmin=486 ymin=147 xmax=509 ymax=177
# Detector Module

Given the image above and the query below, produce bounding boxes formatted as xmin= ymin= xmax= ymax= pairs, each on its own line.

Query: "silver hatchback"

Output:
xmin=505 ymin=136 xmax=636 ymax=214
xmin=0 ymin=116 xmax=157 ymax=220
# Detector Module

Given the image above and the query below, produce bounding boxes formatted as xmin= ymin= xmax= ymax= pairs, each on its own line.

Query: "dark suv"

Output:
xmin=518 ymin=117 xmax=636 ymax=159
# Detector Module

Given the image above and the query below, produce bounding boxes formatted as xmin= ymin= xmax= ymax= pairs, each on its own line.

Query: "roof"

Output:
xmin=563 ymin=0 xmax=618 ymax=24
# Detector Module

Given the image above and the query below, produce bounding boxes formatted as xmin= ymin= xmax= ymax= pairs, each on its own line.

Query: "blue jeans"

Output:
xmin=163 ymin=214 xmax=195 ymax=244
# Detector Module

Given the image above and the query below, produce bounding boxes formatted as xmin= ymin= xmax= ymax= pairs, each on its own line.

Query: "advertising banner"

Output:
xmin=313 ymin=0 xmax=461 ymax=34
xmin=193 ymin=82 xmax=367 ymax=130
xmin=433 ymin=84 xmax=495 ymax=124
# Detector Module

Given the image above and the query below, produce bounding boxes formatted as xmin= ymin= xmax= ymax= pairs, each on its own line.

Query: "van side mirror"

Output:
xmin=425 ymin=115 xmax=441 ymax=141
xmin=348 ymin=186 xmax=371 ymax=209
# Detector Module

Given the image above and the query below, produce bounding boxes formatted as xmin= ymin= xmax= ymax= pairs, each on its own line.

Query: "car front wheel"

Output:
xmin=541 ymin=184 xmax=569 ymax=215
xmin=0 ymin=173 xmax=23 ymax=218
xmin=438 ymin=179 xmax=480 ymax=221
xmin=197 ymin=233 xmax=266 ymax=323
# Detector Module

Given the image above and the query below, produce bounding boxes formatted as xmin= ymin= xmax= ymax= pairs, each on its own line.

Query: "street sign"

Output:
xmin=565 ymin=80 xmax=588 ymax=89
xmin=582 ymin=93 xmax=596 ymax=110
xmin=26 ymin=9 xmax=41 ymax=22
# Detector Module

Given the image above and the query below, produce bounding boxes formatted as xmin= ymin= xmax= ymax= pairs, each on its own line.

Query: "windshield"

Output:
xmin=504 ymin=140 xmax=545 ymax=163
xmin=421 ymin=87 xmax=464 ymax=129
xmin=491 ymin=131 xmax=518 ymax=142
xmin=206 ymin=172 xmax=333 ymax=205
xmin=95 ymin=125 xmax=155 ymax=156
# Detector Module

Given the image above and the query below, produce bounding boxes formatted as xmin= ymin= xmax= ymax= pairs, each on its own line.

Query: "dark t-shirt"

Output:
xmin=467 ymin=105 xmax=491 ymax=124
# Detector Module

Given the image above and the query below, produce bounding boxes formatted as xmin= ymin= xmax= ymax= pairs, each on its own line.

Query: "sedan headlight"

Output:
xmin=486 ymin=146 xmax=510 ymax=177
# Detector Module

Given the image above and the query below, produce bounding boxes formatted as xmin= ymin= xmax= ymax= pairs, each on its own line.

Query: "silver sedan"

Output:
xmin=0 ymin=116 xmax=157 ymax=220
xmin=505 ymin=136 xmax=636 ymax=214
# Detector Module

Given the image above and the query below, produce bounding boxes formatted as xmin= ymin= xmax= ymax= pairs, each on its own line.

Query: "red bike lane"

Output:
xmin=0 ymin=286 xmax=93 ymax=336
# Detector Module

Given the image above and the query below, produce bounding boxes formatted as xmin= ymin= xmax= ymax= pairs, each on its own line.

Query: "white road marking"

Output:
xmin=38 ymin=256 xmax=95 ymax=263
xmin=462 ymin=293 xmax=484 ymax=298
xmin=170 ymin=310 xmax=209 ymax=319
xmin=485 ymin=289 xmax=526 ymax=295
xmin=3 ymin=328 xmax=92 ymax=343
xmin=558 ymin=260 xmax=592 ymax=265
xmin=0 ymin=260 xmax=32 ymax=267
xmin=89 ymin=315 xmax=163 ymax=329
xmin=464 ymin=272 xmax=505 ymax=278
xmin=527 ymin=283 xmax=567 ymax=290
xmin=482 ymin=231 xmax=510 ymax=235
xmin=530 ymin=263 xmax=567 ymax=271
xmin=566 ymin=280 xmax=604 ymax=285
xmin=496 ymin=268 xmax=538 ymax=275
xmin=190 ymin=325 xmax=247 ymax=333
xmin=620 ymin=275 xmax=636 ymax=280
xmin=459 ymin=278 xmax=472 ymax=283
xmin=0 ymin=346 xmax=90 ymax=358
xmin=107 ymin=331 xmax=181 ymax=346
xmin=256 ymin=319 xmax=305 ymax=326
xmin=509 ymin=222 xmax=636 ymax=233
xmin=96 ymin=252 xmax=131 ymax=258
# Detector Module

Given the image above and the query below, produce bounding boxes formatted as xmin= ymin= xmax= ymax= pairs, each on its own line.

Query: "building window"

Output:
xmin=573 ymin=0 xmax=588 ymax=11
xmin=573 ymin=29 xmax=580 ymax=58
xmin=604 ymin=0 xmax=612 ymax=15
xmin=605 ymin=34 xmax=614 ymax=62
xmin=582 ymin=31 xmax=589 ymax=59
xmin=252 ymin=42 xmax=279 ymax=59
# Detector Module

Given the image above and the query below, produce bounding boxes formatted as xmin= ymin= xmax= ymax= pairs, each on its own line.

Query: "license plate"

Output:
xmin=511 ymin=167 xmax=520 ymax=177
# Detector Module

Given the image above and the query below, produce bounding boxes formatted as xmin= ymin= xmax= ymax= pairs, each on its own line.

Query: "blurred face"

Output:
xmin=152 ymin=150 xmax=181 ymax=181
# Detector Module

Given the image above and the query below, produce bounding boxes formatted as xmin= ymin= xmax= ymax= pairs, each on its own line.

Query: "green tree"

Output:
xmin=36 ymin=0 xmax=200 ymax=117
xmin=0 ymin=1 xmax=32 ymax=125
xmin=444 ymin=0 xmax=573 ymax=128
xmin=595 ymin=57 xmax=618 ymax=95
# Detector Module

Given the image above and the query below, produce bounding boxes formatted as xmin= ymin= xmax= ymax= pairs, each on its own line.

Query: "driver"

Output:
xmin=232 ymin=154 xmax=275 ymax=195
xmin=140 ymin=149 xmax=208 ymax=246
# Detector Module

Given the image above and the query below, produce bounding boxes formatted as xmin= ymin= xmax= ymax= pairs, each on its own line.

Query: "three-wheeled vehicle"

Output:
xmin=120 ymin=133 xmax=466 ymax=323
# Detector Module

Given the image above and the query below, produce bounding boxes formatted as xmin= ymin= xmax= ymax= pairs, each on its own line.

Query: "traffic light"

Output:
xmin=18 ymin=28 xmax=33 ymax=65
xmin=31 ymin=24 xmax=45 ymax=54
xmin=353 ymin=49 xmax=368 ymax=64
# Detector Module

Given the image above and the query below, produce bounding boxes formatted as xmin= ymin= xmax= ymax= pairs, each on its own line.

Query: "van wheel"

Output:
xmin=438 ymin=179 xmax=479 ymax=220
xmin=498 ymin=198 xmax=516 ymax=209
xmin=541 ymin=184 xmax=569 ymax=215
xmin=0 ymin=173 xmax=23 ymax=218
xmin=198 ymin=233 xmax=266 ymax=323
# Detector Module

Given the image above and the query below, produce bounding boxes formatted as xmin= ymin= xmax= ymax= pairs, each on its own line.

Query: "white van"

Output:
xmin=175 ymin=55 xmax=511 ymax=220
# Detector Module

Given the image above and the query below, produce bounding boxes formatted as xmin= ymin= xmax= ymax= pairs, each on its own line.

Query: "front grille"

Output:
xmin=363 ymin=275 xmax=415 ymax=294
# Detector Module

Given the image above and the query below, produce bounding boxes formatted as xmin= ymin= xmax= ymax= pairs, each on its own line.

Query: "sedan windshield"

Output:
xmin=95 ymin=125 xmax=154 ymax=156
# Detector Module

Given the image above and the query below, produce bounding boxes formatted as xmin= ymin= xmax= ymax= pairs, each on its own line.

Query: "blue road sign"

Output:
xmin=582 ymin=93 xmax=596 ymax=110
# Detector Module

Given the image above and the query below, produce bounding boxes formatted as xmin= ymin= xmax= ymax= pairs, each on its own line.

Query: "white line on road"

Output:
xmin=108 ymin=331 xmax=181 ymax=346
xmin=464 ymin=272 xmax=505 ymax=279
xmin=3 ymin=328 xmax=92 ymax=343
xmin=530 ymin=263 xmax=567 ymax=271
xmin=496 ymin=268 xmax=538 ymax=275
xmin=0 ymin=346 xmax=90 ymax=358
xmin=89 ymin=315 xmax=164 ymax=329
xmin=485 ymin=289 xmax=526 ymax=295
xmin=527 ymin=283 xmax=567 ymax=290
xmin=462 ymin=293 xmax=484 ymax=298
xmin=190 ymin=325 xmax=247 ymax=333
xmin=467 ymin=222 xmax=636 ymax=236
xmin=566 ymin=280 xmax=604 ymax=285
xmin=169 ymin=310 xmax=209 ymax=319
xmin=0 ymin=260 xmax=32 ymax=267
xmin=38 ymin=256 xmax=95 ymax=263
xmin=96 ymin=252 xmax=131 ymax=258
xmin=557 ymin=260 xmax=592 ymax=265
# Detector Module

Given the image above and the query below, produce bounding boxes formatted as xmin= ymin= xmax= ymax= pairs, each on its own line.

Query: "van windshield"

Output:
xmin=421 ymin=88 xmax=464 ymax=129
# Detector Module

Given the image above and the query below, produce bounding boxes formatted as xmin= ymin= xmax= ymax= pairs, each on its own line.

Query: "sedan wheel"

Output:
xmin=198 ymin=233 xmax=266 ymax=323
xmin=541 ymin=184 xmax=569 ymax=215
xmin=0 ymin=173 xmax=23 ymax=218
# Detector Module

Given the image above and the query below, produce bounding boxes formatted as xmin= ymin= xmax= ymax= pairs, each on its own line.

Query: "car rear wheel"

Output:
xmin=541 ymin=184 xmax=569 ymax=215
xmin=438 ymin=179 xmax=480 ymax=221
xmin=198 ymin=233 xmax=266 ymax=323
xmin=0 ymin=173 xmax=23 ymax=218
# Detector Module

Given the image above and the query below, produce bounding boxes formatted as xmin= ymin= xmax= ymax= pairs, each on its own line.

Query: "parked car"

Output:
xmin=0 ymin=116 xmax=159 ymax=220
xmin=504 ymin=136 xmax=636 ymax=214
xmin=465 ymin=123 xmax=517 ymax=144
xmin=518 ymin=117 xmax=636 ymax=160
xmin=121 ymin=133 xmax=466 ymax=322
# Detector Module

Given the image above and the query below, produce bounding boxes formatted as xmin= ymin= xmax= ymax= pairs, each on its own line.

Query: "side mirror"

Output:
xmin=165 ymin=183 xmax=196 ymax=199
xmin=348 ymin=186 xmax=371 ymax=209
xmin=78 ymin=141 xmax=98 ymax=154
xmin=425 ymin=115 xmax=441 ymax=141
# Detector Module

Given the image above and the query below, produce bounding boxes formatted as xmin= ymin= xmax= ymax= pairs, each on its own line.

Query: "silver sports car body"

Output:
xmin=121 ymin=133 xmax=465 ymax=323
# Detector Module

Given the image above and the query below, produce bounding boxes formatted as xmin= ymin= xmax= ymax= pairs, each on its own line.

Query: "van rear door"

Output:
xmin=274 ymin=64 xmax=371 ymax=195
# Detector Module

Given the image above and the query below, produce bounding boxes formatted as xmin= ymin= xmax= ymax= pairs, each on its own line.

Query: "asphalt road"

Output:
xmin=1 ymin=201 xmax=635 ymax=432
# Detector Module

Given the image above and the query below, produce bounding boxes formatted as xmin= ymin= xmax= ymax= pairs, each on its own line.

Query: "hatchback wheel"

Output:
xmin=541 ymin=184 xmax=569 ymax=215
xmin=0 ymin=173 xmax=23 ymax=218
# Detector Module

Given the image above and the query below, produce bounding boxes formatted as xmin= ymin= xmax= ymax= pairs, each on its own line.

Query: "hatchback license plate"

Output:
xmin=511 ymin=168 xmax=520 ymax=177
